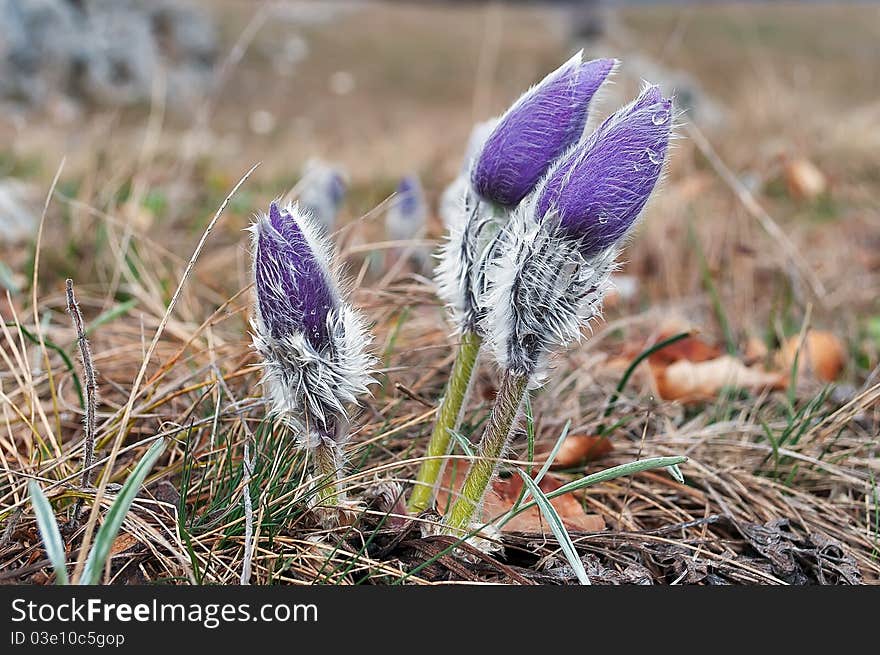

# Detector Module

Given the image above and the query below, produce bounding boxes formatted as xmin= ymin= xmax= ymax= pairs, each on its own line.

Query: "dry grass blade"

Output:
xmin=70 ymin=163 xmax=261 ymax=581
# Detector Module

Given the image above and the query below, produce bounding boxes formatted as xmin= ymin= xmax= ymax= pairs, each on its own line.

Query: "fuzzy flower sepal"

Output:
xmin=251 ymin=304 xmax=374 ymax=446
xmin=434 ymin=186 xmax=507 ymax=334
xmin=483 ymin=207 xmax=617 ymax=380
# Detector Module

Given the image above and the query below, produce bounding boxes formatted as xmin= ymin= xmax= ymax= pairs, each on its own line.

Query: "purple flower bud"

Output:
xmin=471 ymin=54 xmax=616 ymax=207
xmin=396 ymin=175 xmax=424 ymax=217
xmin=253 ymin=201 xmax=336 ymax=350
xmin=299 ymin=160 xmax=348 ymax=233
xmin=535 ymin=85 xmax=673 ymax=257
xmin=386 ymin=174 xmax=427 ymax=241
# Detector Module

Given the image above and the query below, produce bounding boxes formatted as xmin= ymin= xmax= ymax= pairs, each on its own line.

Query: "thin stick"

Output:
xmin=240 ymin=436 xmax=255 ymax=585
xmin=66 ymin=280 xmax=97 ymax=526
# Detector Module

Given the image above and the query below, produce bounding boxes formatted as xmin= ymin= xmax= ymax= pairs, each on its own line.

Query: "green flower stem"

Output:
xmin=408 ymin=330 xmax=482 ymax=513
xmin=314 ymin=438 xmax=343 ymax=507
xmin=445 ymin=369 xmax=530 ymax=532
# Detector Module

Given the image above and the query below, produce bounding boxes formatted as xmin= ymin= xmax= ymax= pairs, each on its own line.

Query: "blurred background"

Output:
xmin=2 ymin=1 xmax=879 ymax=585
xmin=1 ymin=0 xmax=879 ymax=379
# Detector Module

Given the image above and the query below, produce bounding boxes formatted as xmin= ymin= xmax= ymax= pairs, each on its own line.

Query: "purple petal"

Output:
xmin=471 ymin=55 xmax=616 ymax=207
xmin=255 ymin=202 xmax=336 ymax=349
xmin=535 ymin=85 xmax=673 ymax=257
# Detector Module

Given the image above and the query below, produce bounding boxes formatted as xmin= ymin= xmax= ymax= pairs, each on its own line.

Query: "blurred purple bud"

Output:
xmin=471 ymin=54 xmax=616 ymax=207
xmin=396 ymin=175 xmax=424 ymax=218
xmin=386 ymin=174 xmax=427 ymax=241
xmin=299 ymin=160 xmax=348 ymax=233
xmin=327 ymin=170 xmax=347 ymax=210
xmin=254 ymin=201 xmax=336 ymax=350
xmin=535 ymin=85 xmax=673 ymax=257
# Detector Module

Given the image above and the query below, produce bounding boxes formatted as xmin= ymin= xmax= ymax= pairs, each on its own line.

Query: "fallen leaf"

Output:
xmin=785 ymin=158 xmax=827 ymax=200
xmin=778 ymin=330 xmax=845 ymax=383
xmin=744 ymin=336 xmax=769 ymax=364
xmin=647 ymin=332 xmax=721 ymax=366
xmin=538 ymin=434 xmax=613 ymax=469
xmin=656 ymin=355 xmax=786 ymax=402
xmin=109 ymin=532 xmax=140 ymax=557
xmin=435 ymin=466 xmax=604 ymax=534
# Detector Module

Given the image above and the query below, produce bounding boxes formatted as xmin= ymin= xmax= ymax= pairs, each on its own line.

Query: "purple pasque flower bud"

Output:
xmin=254 ymin=201 xmax=336 ymax=350
xmin=386 ymin=174 xmax=427 ymax=241
xmin=396 ymin=175 xmax=426 ymax=223
xmin=299 ymin=159 xmax=348 ymax=234
xmin=471 ymin=53 xmax=616 ymax=207
xmin=535 ymin=84 xmax=673 ymax=257
xmin=250 ymin=201 xmax=375 ymax=439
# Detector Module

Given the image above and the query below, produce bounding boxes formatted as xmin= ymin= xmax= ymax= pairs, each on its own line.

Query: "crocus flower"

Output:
xmin=471 ymin=53 xmax=616 ymax=207
xmin=488 ymin=84 xmax=673 ymax=377
xmin=438 ymin=53 xmax=616 ymax=334
xmin=298 ymin=159 xmax=348 ymax=234
xmin=250 ymin=201 xmax=374 ymax=507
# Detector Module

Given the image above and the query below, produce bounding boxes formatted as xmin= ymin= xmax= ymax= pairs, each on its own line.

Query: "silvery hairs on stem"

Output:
xmin=485 ymin=84 xmax=675 ymax=380
xmin=250 ymin=201 xmax=375 ymax=450
xmin=436 ymin=52 xmax=617 ymax=335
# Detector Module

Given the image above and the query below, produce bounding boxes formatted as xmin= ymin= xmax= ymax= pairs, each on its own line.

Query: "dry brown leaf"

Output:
xmin=785 ymin=158 xmax=827 ymax=200
xmin=779 ymin=330 xmax=845 ymax=382
xmin=435 ymin=466 xmax=604 ymax=534
xmin=647 ymin=332 xmax=721 ymax=366
xmin=744 ymin=336 xmax=769 ymax=364
xmin=109 ymin=532 xmax=140 ymax=556
xmin=538 ymin=434 xmax=613 ymax=469
xmin=656 ymin=355 xmax=786 ymax=402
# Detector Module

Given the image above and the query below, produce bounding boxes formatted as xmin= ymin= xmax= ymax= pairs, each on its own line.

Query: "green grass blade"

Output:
xmin=533 ymin=419 xmax=571 ymax=485
xmin=448 ymin=429 xmax=474 ymax=457
xmin=80 ymin=438 xmax=166 ymax=585
xmin=510 ymin=456 xmax=687 ymax=519
xmin=28 ymin=481 xmax=69 ymax=585
xmin=600 ymin=331 xmax=690 ymax=431
xmin=517 ymin=470 xmax=589 ymax=585
xmin=498 ymin=419 xmax=571 ymax=529
xmin=665 ymin=463 xmax=685 ymax=484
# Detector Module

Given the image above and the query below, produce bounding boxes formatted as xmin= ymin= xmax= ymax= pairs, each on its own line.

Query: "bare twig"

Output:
xmin=66 ymin=279 xmax=97 ymax=526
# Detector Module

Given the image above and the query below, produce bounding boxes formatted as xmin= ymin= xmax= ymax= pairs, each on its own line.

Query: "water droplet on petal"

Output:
xmin=646 ymin=148 xmax=662 ymax=166
xmin=652 ymin=111 xmax=669 ymax=125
